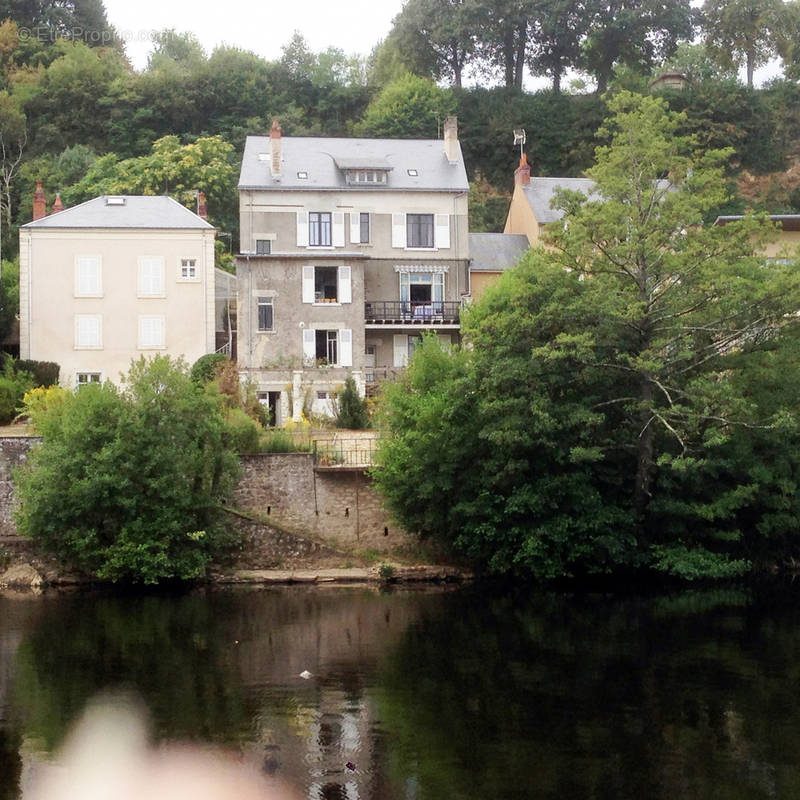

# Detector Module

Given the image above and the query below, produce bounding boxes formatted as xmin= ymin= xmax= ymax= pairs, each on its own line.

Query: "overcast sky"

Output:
xmin=102 ymin=0 xmax=406 ymax=70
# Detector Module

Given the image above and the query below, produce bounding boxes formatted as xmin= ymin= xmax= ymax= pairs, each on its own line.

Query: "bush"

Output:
xmin=16 ymin=360 xmax=59 ymax=388
xmin=15 ymin=356 xmax=240 ymax=584
xmin=335 ymin=376 xmax=369 ymax=429
xmin=0 ymin=358 xmax=34 ymax=424
xmin=190 ymin=353 xmax=229 ymax=385
xmin=225 ymin=408 xmax=261 ymax=453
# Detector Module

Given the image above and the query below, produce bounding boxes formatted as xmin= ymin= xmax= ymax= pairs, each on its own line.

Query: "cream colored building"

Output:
xmin=19 ymin=195 xmax=216 ymax=387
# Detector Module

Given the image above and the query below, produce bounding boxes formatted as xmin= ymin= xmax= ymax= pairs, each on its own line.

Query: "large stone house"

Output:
xmin=236 ymin=119 xmax=470 ymax=424
xmin=19 ymin=189 xmax=218 ymax=387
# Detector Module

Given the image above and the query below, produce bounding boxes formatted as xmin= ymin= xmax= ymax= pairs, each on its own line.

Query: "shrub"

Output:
xmin=16 ymin=360 xmax=59 ymax=388
xmin=190 ymin=353 xmax=228 ymax=385
xmin=0 ymin=358 xmax=34 ymax=424
xmin=15 ymin=356 xmax=240 ymax=584
xmin=225 ymin=408 xmax=261 ymax=453
xmin=258 ymin=428 xmax=313 ymax=453
xmin=335 ymin=376 xmax=369 ymax=429
xmin=20 ymin=385 xmax=68 ymax=427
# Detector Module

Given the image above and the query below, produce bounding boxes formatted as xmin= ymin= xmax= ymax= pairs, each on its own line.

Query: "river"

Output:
xmin=1 ymin=582 xmax=799 ymax=799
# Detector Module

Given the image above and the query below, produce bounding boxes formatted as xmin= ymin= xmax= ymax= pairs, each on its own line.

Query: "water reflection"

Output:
xmin=2 ymin=584 xmax=800 ymax=799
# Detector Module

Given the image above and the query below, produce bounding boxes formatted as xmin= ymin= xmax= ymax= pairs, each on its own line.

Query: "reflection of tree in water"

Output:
xmin=11 ymin=592 xmax=252 ymax=750
xmin=0 ymin=729 xmax=21 ymax=800
xmin=374 ymin=586 xmax=800 ymax=800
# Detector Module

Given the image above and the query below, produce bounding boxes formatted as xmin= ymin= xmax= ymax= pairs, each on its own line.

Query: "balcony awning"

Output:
xmin=394 ymin=264 xmax=449 ymax=274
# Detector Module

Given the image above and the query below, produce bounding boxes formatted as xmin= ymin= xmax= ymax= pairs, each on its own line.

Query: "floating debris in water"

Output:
xmin=299 ymin=670 xmax=313 ymax=679
xmin=346 ymin=762 xmax=356 ymax=771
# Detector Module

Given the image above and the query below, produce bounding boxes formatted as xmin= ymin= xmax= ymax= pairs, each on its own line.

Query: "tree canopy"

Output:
xmin=374 ymin=93 xmax=800 ymax=580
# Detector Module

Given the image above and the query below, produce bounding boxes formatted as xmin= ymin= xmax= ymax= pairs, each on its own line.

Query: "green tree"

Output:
xmin=701 ymin=0 xmax=786 ymax=88
xmin=15 ymin=356 xmax=240 ymax=583
xmin=147 ymin=28 xmax=206 ymax=69
xmin=581 ymin=0 xmax=694 ymax=93
xmin=527 ymin=0 xmax=586 ymax=93
xmin=335 ymin=376 xmax=369 ymax=429
xmin=387 ymin=0 xmax=477 ymax=87
xmin=357 ymin=74 xmax=455 ymax=138
xmin=474 ymin=0 xmax=533 ymax=89
xmin=375 ymin=93 xmax=800 ymax=580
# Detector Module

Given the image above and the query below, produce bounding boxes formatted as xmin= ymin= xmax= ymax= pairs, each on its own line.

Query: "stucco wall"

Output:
xmin=0 ymin=440 xmax=409 ymax=554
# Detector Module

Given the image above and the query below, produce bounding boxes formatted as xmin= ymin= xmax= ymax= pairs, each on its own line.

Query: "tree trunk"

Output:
xmin=503 ymin=29 xmax=515 ymax=88
xmin=634 ymin=376 xmax=654 ymax=517
xmin=513 ymin=19 xmax=527 ymax=90
xmin=552 ymin=66 xmax=562 ymax=94
xmin=746 ymin=50 xmax=754 ymax=89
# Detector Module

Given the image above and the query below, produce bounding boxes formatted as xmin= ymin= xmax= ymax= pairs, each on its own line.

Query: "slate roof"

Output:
xmin=716 ymin=214 xmax=800 ymax=232
xmin=469 ymin=233 xmax=529 ymax=272
xmin=21 ymin=196 xmax=215 ymax=229
xmin=521 ymin=177 xmax=598 ymax=224
xmin=239 ymin=136 xmax=469 ymax=192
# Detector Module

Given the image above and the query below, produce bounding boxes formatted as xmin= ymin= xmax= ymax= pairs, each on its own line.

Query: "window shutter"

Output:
xmin=302 ymin=329 xmax=316 ymax=364
xmin=332 ymin=212 xmax=345 ymax=247
xmin=393 ymin=334 xmax=408 ymax=367
xmin=302 ymin=266 xmax=315 ymax=303
xmin=338 ymin=265 xmax=352 ymax=304
xmin=139 ymin=257 xmax=164 ymax=295
xmin=339 ymin=329 xmax=352 ymax=367
xmin=75 ymin=315 xmax=101 ymax=347
xmin=349 ymin=212 xmax=361 ymax=244
xmin=392 ymin=214 xmax=406 ymax=248
xmin=435 ymin=214 xmax=450 ymax=249
xmin=296 ymin=211 xmax=309 ymax=247
xmin=76 ymin=256 xmax=101 ymax=296
xmin=139 ymin=316 xmax=164 ymax=348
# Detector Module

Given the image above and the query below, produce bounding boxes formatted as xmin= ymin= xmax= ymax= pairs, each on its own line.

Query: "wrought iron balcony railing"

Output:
xmin=364 ymin=300 xmax=460 ymax=324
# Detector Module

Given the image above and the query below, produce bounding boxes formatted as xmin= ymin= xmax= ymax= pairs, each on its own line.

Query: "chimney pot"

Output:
xmin=270 ymin=120 xmax=282 ymax=178
xmin=52 ymin=192 xmax=64 ymax=213
xmin=33 ymin=180 xmax=46 ymax=221
xmin=444 ymin=115 xmax=458 ymax=164
xmin=514 ymin=153 xmax=531 ymax=186
xmin=197 ymin=191 xmax=208 ymax=220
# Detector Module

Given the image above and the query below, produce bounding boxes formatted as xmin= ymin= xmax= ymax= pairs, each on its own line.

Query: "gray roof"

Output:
xmin=239 ymin=136 xmax=469 ymax=192
xmin=469 ymin=233 xmax=529 ymax=272
xmin=21 ymin=195 xmax=215 ymax=229
xmin=716 ymin=214 xmax=800 ymax=231
xmin=522 ymin=177 xmax=598 ymax=224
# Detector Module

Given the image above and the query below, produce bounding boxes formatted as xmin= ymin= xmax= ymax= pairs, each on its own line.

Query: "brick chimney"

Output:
xmin=269 ymin=119 xmax=281 ymax=178
xmin=514 ymin=153 xmax=531 ymax=186
xmin=52 ymin=192 xmax=64 ymax=213
xmin=443 ymin=115 xmax=458 ymax=164
xmin=33 ymin=181 xmax=46 ymax=221
xmin=197 ymin=191 xmax=207 ymax=220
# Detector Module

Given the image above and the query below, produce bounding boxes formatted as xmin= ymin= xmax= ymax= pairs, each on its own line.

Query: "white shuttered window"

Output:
xmin=434 ymin=214 xmax=450 ymax=249
xmin=339 ymin=329 xmax=352 ymax=366
xmin=75 ymin=315 xmax=102 ymax=348
xmin=75 ymin=256 xmax=102 ymax=296
xmin=138 ymin=257 xmax=164 ymax=296
xmin=138 ymin=315 xmax=165 ymax=348
xmin=338 ymin=266 xmax=352 ymax=304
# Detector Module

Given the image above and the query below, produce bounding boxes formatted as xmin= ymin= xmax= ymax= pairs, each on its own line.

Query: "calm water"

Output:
xmin=2 ymin=583 xmax=800 ymax=799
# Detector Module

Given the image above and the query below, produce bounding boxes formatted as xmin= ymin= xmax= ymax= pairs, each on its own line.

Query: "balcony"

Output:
xmin=364 ymin=301 xmax=460 ymax=326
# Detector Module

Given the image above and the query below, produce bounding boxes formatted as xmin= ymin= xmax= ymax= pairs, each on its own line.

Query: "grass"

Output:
xmin=258 ymin=428 xmax=313 ymax=453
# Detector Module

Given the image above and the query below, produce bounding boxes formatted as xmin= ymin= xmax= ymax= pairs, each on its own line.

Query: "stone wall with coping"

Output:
xmin=0 ymin=439 xmax=409 ymax=554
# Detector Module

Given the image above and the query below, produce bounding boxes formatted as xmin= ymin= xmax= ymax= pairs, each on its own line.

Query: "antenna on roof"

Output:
xmin=513 ymin=128 xmax=526 ymax=160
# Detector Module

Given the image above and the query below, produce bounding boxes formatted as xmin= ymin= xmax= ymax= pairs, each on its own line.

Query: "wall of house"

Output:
xmin=763 ymin=230 xmax=800 ymax=258
xmin=0 ymin=440 xmax=410 ymax=555
xmin=468 ymin=270 xmax=502 ymax=301
xmin=19 ymin=228 xmax=216 ymax=387
xmin=504 ymin=184 xmax=542 ymax=245
xmin=239 ymin=189 xmax=469 ymax=260
xmin=237 ymin=256 xmax=366 ymax=373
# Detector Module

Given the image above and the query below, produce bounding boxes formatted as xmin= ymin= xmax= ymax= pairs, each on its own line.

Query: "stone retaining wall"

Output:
xmin=0 ymin=438 xmax=409 ymax=554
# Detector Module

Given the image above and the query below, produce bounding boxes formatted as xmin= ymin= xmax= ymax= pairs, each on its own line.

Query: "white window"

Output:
xmin=76 ymin=372 xmax=101 ymax=387
xmin=75 ymin=315 xmax=102 ymax=349
xmin=179 ymin=258 xmax=197 ymax=280
xmin=392 ymin=213 xmax=450 ymax=249
xmin=75 ymin=256 xmax=102 ymax=297
xmin=350 ymin=212 xmax=370 ymax=244
xmin=302 ymin=328 xmax=353 ymax=367
xmin=138 ymin=256 xmax=165 ymax=296
xmin=138 ymin=315 xmax=165 ymax=349
xmin=302 ymin=265 xmax=352 ymax=304
xmin=400 ymin=272 xmax=444 ymax=309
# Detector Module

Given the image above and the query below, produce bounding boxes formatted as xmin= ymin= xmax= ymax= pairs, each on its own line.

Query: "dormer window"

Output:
xmin=297 ymin=171 xmax=308 ymax=179
xmin=345 ymin=170 xmax=388 ymax=185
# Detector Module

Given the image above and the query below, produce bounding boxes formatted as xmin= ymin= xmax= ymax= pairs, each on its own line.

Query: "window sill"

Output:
xmin=257 ymin=329 xmax=276 ymax=334
xmin=137 ymin=294 xmax=167 ymax=299
xmin=306 ymin=246 xmax=335 ymax=250
xmin=312 ymin=301 xmax=341 ymax=306
xmin=74 ymin=345 xmax=103 ymax=350
xmin=176 ymin=277 xmax=200 ymax=283
xmin=138 ymin=345 xmax=167 ymax=350
xmin=405 ymin=247 xmax=437 ymax=252
xmin=73 ymin=294 xmax=104 ymax=299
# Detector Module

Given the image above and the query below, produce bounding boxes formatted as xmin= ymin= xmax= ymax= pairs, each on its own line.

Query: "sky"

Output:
xmin=102 ymin=0 xmax=406 ymax=70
